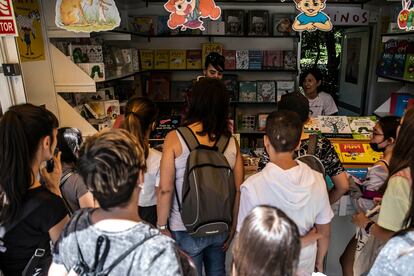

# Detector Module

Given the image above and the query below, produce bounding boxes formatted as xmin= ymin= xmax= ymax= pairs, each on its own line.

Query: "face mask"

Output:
xmin=370 ymin=142 xmax=385 ymax=153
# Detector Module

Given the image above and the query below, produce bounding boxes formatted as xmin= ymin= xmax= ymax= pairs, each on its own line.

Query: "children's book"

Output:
xmin=169 ymin=50 xmax=187 ymax=70
xmin=86 ymin=45 xmax=103 ymax=63
xmin=304 ymin=117 xmax=322 ymax=134
xmin=156 ymin=15 xmax=170 ymax=35
xmin=257 ymin=114 xmax=269 ymax=131
xmin=257 ymin=81 xmax=276 ymax=102
xmin=332 ymin=142 xmax=383 ymax=164
xmin=377 ymin=52 xmax=393 ymax=76
xmin=154 ymin=50 xmax=170 ymax=70
xmin=202 ymin=43 xmax=223 ymax=68
xmin=283 ymin=51 xmax=297 ymax=70
xmin=131 ymin=16 xmax=155 ymax=35
xmin=152 ymin=115 xmax=181 ymax=139
xmin=389 ymin=53 xmax=406 ymax=78
xmin=272 ymin=14 xmax=295 ymax=36
xmin=247 ymin=10 xmax=270 ymax=36
xmin=131 ymin=48 xmax=140 ymax=71
xmin=237 ymin=113 xmax=256 ymax=131
xmin=318 ymin=116 xmax=353 ymax=138
xmin=346 ymin=168 xmax=369 ymax=183
xmin=222 ymin=74 xmax=239 ymax=101
xmin=223 ymin=9 xmax=245 ymax=36
xmin=403 ymin=54 xmax=414 ymax=80
xmin=148 ymin=73 xmax=171 ymax=101
xmin=263 ymin=50 xmax=283 ymax=69
xmin=347 ymin=116 xmax=377 ymax=140
xmin=236 ymin=50 xmax=249 ymax=70
xmin=276 ymin=80 xmax=294 ymax=101
xmin=140 ymin=50 xmax=154 ymax=71
xmin=170 ymin=81 xmax=192 ymax=101
xmin=223 ymin=50 xmax=236 ymax=70
xmin=249 ymin=50 xmax=262 ymax=70
xmin=239 ymin=81 xmax=257 ymax=102
xmin=186 ymin=50 xmax=202 ymax=69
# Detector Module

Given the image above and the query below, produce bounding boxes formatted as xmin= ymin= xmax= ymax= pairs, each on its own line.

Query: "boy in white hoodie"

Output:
xmin=237 ymin=110 xmax=333 ymax=275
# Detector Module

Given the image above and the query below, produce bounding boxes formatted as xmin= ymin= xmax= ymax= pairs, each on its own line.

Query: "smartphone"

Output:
xmin=46 ymin=148 xmax=59 ymax=173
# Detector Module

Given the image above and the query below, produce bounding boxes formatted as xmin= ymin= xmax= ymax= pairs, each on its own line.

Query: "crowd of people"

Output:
xmin=0 ymin=53 xmax=414 ymax=276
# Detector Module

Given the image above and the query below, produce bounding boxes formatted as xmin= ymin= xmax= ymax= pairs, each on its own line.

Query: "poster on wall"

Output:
xmin=55 ymin=0 xmax=121 ymax=33
xmin=292 ymin=0 xmax=333 ymax=32
xmin=0 ymin=0 xmax=18 ymax=36
xmin=13 ymin=0 xmax=45 ymax=62
xmin=345 ymin=38 xmax=361 ymax=84
xmin=164 ymin=0 xmax=222 ymax=31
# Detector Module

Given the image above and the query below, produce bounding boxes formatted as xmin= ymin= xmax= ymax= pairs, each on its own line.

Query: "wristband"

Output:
xmin=157 ymin=224 xmax=168 ymax=230
xmin=365 ymin=221 xmax=375 ymax=234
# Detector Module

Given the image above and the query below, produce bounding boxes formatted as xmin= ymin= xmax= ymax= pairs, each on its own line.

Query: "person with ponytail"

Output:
xmin=122 ymin=97 xmax=160 ymax=226
xmin=0 ymin=104 xmax=69 ymax=275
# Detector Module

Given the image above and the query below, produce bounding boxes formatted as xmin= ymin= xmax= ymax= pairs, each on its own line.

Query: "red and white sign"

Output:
xmin=0 ymin=0 xmax=18 ymax=36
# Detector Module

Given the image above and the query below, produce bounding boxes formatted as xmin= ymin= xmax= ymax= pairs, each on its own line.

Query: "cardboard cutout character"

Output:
xmin=164 ymin=0 xmax=221 ymax=31
xmin=292 ymin=0 xmax=332 ymax=32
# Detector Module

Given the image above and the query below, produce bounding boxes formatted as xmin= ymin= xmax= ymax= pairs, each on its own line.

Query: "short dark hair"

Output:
xmin=265 ymin=110 xmax=303 ymax=153
xmin=185 ymin=78 xmax=231 ymax=140
xmin=77 ymin=129 xmax=146 ymax=210
xmin=278 ymin=92 xmax=310 ymax=123
xmin=378 ymin=116 xmax=400 ymax=141
xmin=204 ymin=52 xmax=225 ymax=71
xmin=57 ymin=127 xmax=83 ymax=164
xmin=233 ymin=205 xmax=301 ymax=276
xmin=300 ymin=67 xmax=323 ymax=92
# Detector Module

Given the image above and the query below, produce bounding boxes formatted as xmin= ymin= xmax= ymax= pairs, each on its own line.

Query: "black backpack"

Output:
xmin=295 ymin=134 xmax=325 ymax=178
xmin=175 ymin=127 xmax=236 ymax=237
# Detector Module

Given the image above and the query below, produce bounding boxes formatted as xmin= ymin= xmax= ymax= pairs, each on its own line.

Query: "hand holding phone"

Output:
xmin=41 ymin=149 xmax=62 ymax=197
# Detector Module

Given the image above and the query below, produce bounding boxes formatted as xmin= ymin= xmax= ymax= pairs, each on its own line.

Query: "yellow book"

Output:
xmin=169 ymin=50 xmax=187 ymax=70
xmin=154 ymin=50 xmax=170 ymax=70
xmin=140 ymin=50 xmax=154 ymax=71
xmin=202 ymin=43 xmax=223 ymax=68
xmin=186 ymin=50 xmax=202 ymax=69
xmin=332 ymin=142 xmax=383 ymax=164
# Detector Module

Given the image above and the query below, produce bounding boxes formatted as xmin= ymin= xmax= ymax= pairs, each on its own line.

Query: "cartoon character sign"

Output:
xmin=398 ymin=0 xmax=414 ymax=31
xmin=164 ymin=0 xmax=221 ymax=31
xmin=292 ymin=0 xmax=332 ymax=32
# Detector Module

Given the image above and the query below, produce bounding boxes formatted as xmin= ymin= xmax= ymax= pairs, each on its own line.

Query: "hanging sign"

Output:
xmin=398 ymin=0 xmax=414 ymax=31
xmin=13 ymin=0 xmax=45 ymax=62
xmin=325 ymin=7 xmax=369 ymax=26
xmin=55 ymin=0 xmax=121 ymax=33
xmin=0 ymin=0 xmax=18 ymax=36
xmin=164 ymin=0 xmax=222 ymax=31
xmin=292 ymin=0 xmax=333 ymax=32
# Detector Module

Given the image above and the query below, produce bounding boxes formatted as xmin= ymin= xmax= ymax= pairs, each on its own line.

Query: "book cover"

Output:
xmin=156 ymin=15 xmax=170 ymax=35
xmin=236 ymin=50 xmax=249 ymax=70
xmin=170 ymin=81 xmax=192 ymax=101
xmin=152 ymin=115 xmax=181 ymax=139
xmin=347 ymin=116 xmax=377 ymax=140
xmin=202 ymin=43 xmax=223 ymax=68
xmin=377 ymin=52 xmax=393 ymax=76
xmin=257 ymin=81 xmax=276 ymax=102
xmin=237 ymin=113 xmax=256 ymax=131
xmin=148 ymin=73 xmax=171 ymax=101
xmin=276 ymin=81 xmax=295 ymax=101
xmin=222 ymin=74 xmax=239 ymax=101
xmin=70 ymin=45 xmax=89 ymax=63
xmin=154 ymin=50 xmax=170 ymax=70
xmin=332 ymin=142 xmax=383 ymax=164
xmin=247 ymin=10 xmax=270 ymax=36
xmin=169 ymin=50 xmax=187 ymax=70
xmin=121 ymin=49 xmax=133 ymax=73
xmin=140 ymin=50 xmax=154 ymax=71
xmin=257 ymin=114 xmax=269 ymax=131
xmin=403 ymin=54 xmax=414 ymax=80
xmin=239 ymin=81 xmax=257 ymax=102
xmin=389 ymin=53 xmax=406 ymax=77
xmin=131 ymin=16 xmax=155 ymax=35
xmin=209 ymin=21 xmax=225 ymax=35
xmin=86 ymin=45 xmax=103 ymax=63
xmin=272 ymin=14 xmax=294 ymax=36
xmin=390 ymin=92 xmax=399 ymax=114
xmin=283 ymin=51 xmax=297 ymax=70
xmin=131 ymin=48 xmax=140 ymax=72
xmin=186 ymin=50 xmax=202 ymax=69
xmin=78 ymin=63 xmax=105 ymax=81
xmin=304 ymin=117 xmax=322 ymax=134
xmin=408 ymin=98 xmax=414 ymax=111
xmin=223 ymin=50 xmax=236 ymax=70
xmin=395 ymin=93 xmax=414 ymax=116
xmin=223 ymin=9 xmax=245 ymax=36
xmin=318 ymin=116 xmax=353 ymax=138
xmin=249 ymin=50 xmax=262 ymax=70
xmin=346 ymin=168 xmax=369 ymax=183
xmin=263 ymin=50 xmax=283 ymax=69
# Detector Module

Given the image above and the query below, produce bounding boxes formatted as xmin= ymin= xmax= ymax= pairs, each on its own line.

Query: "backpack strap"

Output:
xmin=307 ymin=134 xmax=319 ymax=156
xmin=177 ymin=127 xmax=199 ymax=151
xmin=214 ymin=135 xmax=230 ymax=154
xmin=378 ymin=160 xmax=389 ymax=170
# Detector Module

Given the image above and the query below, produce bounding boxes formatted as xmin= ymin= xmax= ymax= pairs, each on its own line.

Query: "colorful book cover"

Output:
xmin=395 ymin=93 xmax=414 ymax=116
xmin=257 ymin=81 xmax=276 ymax=102
xmin=318 ymin=116 xmax=353 ymax=138
xmin=272 ymin=14 xmax=294 ymax=36
xmin=152 ymin=115 xmax=181 ymax=139
xmin=377 ymin=53 xmax=393 ymax=76
xmin=403 ymin=54 xmax=414 ymax=80
xmin=202 ymin=43 xmax=223 ymax=68
xmin=154 ymin=50 xmax=170 ymax=70
xmin=389 ymin=53 xmax=406 ymax=78
xmin=283 ymin=51 xmax=297 ymax=70
xmin=186 ymin=50 xmax=202 ymax=69
xmin=223 ymin=74 xmax=239 ymax=101
xmin=170 ymin=81 xmax=192 ymax=101
xmin=140 ymin=50 xmax=154 ymax=71
xmin=276 ymin=80 xmax=294 ymax=101
xmin=347 ymin=116 xmax=377 ymax=140
xmin=390 ymin=92 xmax=399 ymax=114
xmin=257 ymin=114 xmax=269 ymax=131
xmin=169 ymin=50 xmax=187 ymax=70
xmin=223 ymin=9 xmax=245 ymax=36
xmin=236 ymin=50 xmax=249 ymax=70
xmin=332 ymin=142 xmax=383 ymax=164
xmin=148 ymin=73 xmax=171 ymax=101
xmin=346 ymin=168 xmax=369 ymax=183
xmin=304 ymin=117 xmax=322 ymax=134
xmin=239 ymin=81 xmax=257 ymax=102
xmin=223 ymin=50 xmax=236 ymax=70
xmin=263 ymin=50 xmax=283 ymax=69
xmin=70 ymin=45 xmax=89 ymax=63
xmin=249 ymin=50 xmax=262 ymax=70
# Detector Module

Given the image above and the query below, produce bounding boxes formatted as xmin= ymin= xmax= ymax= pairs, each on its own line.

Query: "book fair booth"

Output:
xmin=0 ymin=0 xmax=413 ymax=275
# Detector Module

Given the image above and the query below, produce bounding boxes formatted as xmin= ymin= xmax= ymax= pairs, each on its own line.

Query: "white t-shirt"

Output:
xmin=139 ymin=148 xmax=161 ymax=207
xmin=237 ymin=161 xmax=334 ymax=275
xmin=308 ymin=92 xmax=338 ymax=117
xmin=169 ymin=131 xmax=237 ymax=231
